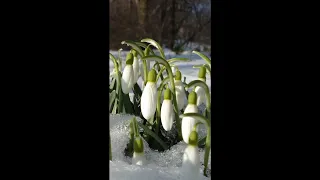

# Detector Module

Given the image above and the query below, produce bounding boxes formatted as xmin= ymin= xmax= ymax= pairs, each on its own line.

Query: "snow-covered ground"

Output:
xmin=109 ymin=49 xmax=211 ymax=179
xmin=110 ymin=114 xmax=210 ymax=180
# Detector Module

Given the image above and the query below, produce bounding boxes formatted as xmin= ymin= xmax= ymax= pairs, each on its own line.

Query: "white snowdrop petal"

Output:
xmin=195 ymin=86 xmax=206 ymax=106
xmin=133 ymin=57 xmax=140 ymax=84
xmin=175 ymin=80 xmax=187 ymax=110
xmin=181 ymin=104 xmax=198 ymax=144
xmin=161 ymin=100 xmax=174 ymax=131
xmin=141 ymin=82 xmax=157 ymax=120
xmin=121 ymin=65 xmax=134 ymax=94
xmin=132 ymin=152 xmax=147 ymax=166
xmin=139 ymin=60 xmax=144 ymax=81
xmin=181 ymin=146 xmax=200 ymax=180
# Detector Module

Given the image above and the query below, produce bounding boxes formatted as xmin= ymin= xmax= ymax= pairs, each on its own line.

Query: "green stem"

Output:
xmin=193 ymin=122 xmax=203 ymax=132
xmin=192 ymin=51 xmax=211 ymax=68
xmin=203 ymin=128 xmax=211 ymax=176
xmin=118 ymin=48 xmax=123 ymax=70
xmin=132 ymin=117 xmax=139 ymax=137
xmin=156 ymin=66 xmax=167 ymax=83
xmin=186 ymin=80 xmax=211 ymax=113
xmin=156 ymin=63 xmax=164 ymax=81
xmin=141 ymin=38 xmax=165 ymax=59
xmin=109 ymin=54 xmax=123 ymax=112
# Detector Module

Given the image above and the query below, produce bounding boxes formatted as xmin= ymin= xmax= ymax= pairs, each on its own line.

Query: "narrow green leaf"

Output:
xmin=112 ymin=99 xmax=118 ymax=114
xmin=168 ymin=57 xmax=190 ymax=64
xmin=109 ymin=90 xmax=116 ymax=112
xmin=141 ymin=38 xmax=165 ymax=59
xmin=192 ymin=51 xmax=211 ymax=67
xmin=123 ymin=93 xmax=134 ymax=114
xmin=137 ymin=122 xmax=169 ymax=150
xmin=135 ymin=42 xmax=148 ymax=49
xmin=110 ymin=78 xmax=116 ymax=90
xmin=186 ymin=80 xmax=211 ymax=112
xmin=121 ymin=40 xmax=144 ymax=58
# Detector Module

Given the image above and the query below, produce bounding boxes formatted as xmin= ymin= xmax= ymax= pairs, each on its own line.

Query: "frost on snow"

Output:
xmin=110 ymin=114 xmax=210 ymax=180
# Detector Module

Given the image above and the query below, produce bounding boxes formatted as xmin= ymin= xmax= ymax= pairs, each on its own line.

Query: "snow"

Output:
xmin=110 ymin=114 xmax=210 ymax=180
xmin=109 ymin=48 xmax=211 ymax=179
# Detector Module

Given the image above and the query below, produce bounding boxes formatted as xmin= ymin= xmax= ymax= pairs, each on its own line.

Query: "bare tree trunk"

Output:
xmin=159 ymin=0 xmax=167 ymax=46
xmin=169 ymin=0 xmax=175 ymax=50
xmin=135 ymin=0 xmax=148 ymax=35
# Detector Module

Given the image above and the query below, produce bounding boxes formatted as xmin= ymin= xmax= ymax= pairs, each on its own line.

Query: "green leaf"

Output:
xmin=109 ymin=90 xmax=116 ymax=112
xmin=110 ymin=78 xmax=116 ymax=90
xmin=168 ymin=57 xmax=190 ymax=64
xmin=121 ymin=40 xmax=144 ymax=58
xmin=112 ymin=99 xmax=118 ymax=114
xmin=135 ymin=42 xmax=148 ymax=49
xmin=141 ymin=38 xmax=165 ymax=59
xmin=137 ymin=122 xmax=169 ymax=150
xmin=123 ymin=93 xmax=134 ymax=114
xmin=192 ymin=51 xmax=211 ymax=67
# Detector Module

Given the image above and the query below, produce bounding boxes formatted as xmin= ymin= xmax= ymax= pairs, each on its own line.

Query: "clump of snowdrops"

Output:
xmin=109 ymin=38 xmax=212 ymax=177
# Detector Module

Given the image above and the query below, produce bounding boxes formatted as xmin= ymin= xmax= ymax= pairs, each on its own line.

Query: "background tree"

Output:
xmin=110 ymin=0 xmax=211 ymax=53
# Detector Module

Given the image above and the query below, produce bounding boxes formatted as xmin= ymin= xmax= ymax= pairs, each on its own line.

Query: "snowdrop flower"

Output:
xmin=171 ymin=66 xmax=176 ymax=75
xmin=161 ymin=88 xmax=174 ymax=131
xmin=195 ymin=66 xmax=206 ymax=106
xmin=181 ymin=130 xmax=200 ymax=180
xmin=121 ymin=52 xmax=134 ymax=94
xmin=131 ymin=50 xmax=140 ymax=85
xmin=181 ymin=91 xmax=198 ymax=144
xmin=141 ymin=69 xmax=158 ymax=120
xmin=132 ymin=136 xmax=147 ymax=166
xmin=175 ymin=70 xmax=187 ymax=111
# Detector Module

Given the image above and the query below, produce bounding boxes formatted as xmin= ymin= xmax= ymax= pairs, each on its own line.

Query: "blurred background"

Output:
xmin=109 ymin=0 xmax=211 ymax=54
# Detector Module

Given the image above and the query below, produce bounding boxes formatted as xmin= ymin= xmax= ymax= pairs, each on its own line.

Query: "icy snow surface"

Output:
xmin=110 ymin=114 xmax=211 ymax=180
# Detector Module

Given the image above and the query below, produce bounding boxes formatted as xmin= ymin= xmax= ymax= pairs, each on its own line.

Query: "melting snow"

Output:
xmin=110 ymin=114 xmax=211 ymax=180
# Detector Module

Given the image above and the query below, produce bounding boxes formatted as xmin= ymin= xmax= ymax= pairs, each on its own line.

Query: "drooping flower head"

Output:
xmin=182 ymin=91 xmax=199 ymax=144
xmin=161 ymin=88 xmax=174 ymax=131
xmin=121 ymin=52 xmax=134 ymax=94
xmin=195 ymin=66 xmax=206 ymax=106
xmin=132 ymin=136 xmax=147 ymax=166
xmin=181 ymin=130 xmax=200 ymax=180
xmin=141 ymin=69 xmax=158 ymax=120
xmin=131 ymin=49 xmax=140 ymax=85
xmin=175 ymin=70 xmax=187 ymax=111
